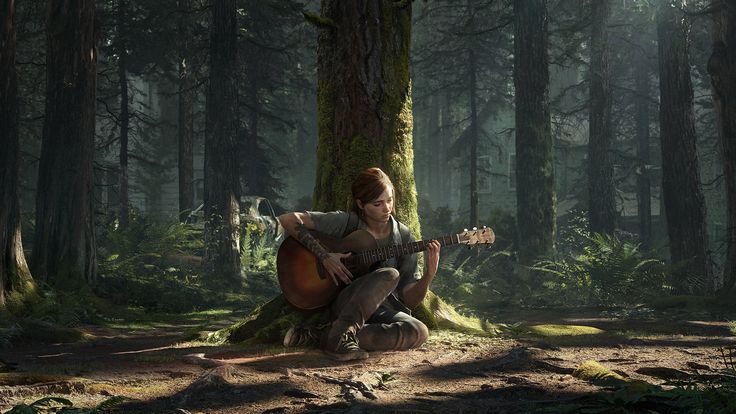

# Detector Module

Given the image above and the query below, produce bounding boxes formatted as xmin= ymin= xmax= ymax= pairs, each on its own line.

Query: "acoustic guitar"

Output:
xmin=277 ymin=226 xmax=495 ymax=310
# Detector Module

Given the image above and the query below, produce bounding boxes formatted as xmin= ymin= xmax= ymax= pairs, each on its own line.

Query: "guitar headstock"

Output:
xmin=457 ymin=226 xmax=495 ymax=246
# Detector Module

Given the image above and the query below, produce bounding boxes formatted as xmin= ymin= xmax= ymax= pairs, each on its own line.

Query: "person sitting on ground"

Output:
xmin=278 ymin=167 xmax=441 ymax=361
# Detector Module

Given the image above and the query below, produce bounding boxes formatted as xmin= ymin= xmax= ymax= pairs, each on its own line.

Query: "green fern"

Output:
xmin=532 ymin=233 xmax=668 ymax=305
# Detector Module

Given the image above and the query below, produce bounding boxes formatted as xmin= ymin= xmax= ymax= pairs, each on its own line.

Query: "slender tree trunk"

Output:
xmin=468 ymin=49 xmax=479 ymax=228
xmin=33 ymin=0 xmax=97 ymax=287
xmin=657 ymin=1 xmax=711 ymax=292
xmin=117 ymin=0 xmax=129 ymax=229
xmin=177 ymin=0 xmax=194 ymax=221
xmin=245 ymin=79 xmax=259 ymax=195
xmin=427 ymin=94 xmax=440 ymax=206
xmin=513 ymin=0 xmax=556 ymax=264
xmin=440 ymin=91 xmax=451 ymax=206
xmin=588 ymin=0 xmax=616 ymax=235
xmin=1 ymin=0 xmax=35 ymax=306
xmin=708 ymin=0 xmax=736 ymax=292
xmin=204 ymin=0 xmax=241 ymax=288
xmin=635 ymin=49 xmax=652 ymax=250
xmin=313 ymin=0 xmax=420 ymax=236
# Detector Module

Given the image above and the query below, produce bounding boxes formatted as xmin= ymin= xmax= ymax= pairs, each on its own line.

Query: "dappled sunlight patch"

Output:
xmin=528 ymin=324 xmax=604 ymax=337
xmin=0 ymin=373 xmax=89 ymax=387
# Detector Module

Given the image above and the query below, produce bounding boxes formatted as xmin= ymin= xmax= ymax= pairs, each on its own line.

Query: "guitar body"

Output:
xmin=277 ymin=229 xmax=379 ymax=310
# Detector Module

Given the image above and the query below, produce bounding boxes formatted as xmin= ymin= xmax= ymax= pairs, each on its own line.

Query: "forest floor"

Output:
xmin=1 ymin=304 xmax=735 ymax=413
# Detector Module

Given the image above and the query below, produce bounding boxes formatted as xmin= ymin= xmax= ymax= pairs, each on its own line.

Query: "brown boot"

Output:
xmin=324 ymin=328 xmax=368 ymax=361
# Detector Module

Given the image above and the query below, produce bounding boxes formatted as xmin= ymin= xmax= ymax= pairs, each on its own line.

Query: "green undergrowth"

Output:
xmin=542 ymin=360 xmax=736 ymax=413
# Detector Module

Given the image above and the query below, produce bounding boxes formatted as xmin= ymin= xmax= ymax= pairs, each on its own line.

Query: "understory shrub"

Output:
xmin=532 ymin=233 xmax=670 ymax=305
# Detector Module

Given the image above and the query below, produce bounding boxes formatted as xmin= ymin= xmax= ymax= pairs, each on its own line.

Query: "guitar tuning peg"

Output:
xmin=472 ymin=227 xmax=477 ymax=231
xmin=463 ymin=228 xmax=468 ymax=232
xmin=482 ymin=225 xmax=486 ymax=229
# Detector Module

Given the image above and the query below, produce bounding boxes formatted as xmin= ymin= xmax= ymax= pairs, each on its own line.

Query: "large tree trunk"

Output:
xmin=657 ymin=1 xmax=711 ymax=292
xmin=708 ymin=0 xmax=736 ymax=293
xmin=635 ymin=47 xmax=652 ymax=250
xmin=117 ymin=0 xmax=129 ymax=229
xmin=203 ymin=0 xmax=241 ymax=289
xmin=588 ymin=0 xmax=616 ymax=235
xmin=216 ymin=1 xmax=500 ymax=346
xmin=0 ymin=0 xmax=36 ymax=306
xmin=468 ymin=49 xmax=479 ymax=228
xmin=312 ymin=0 xmax=420 ymax=236
xmin=513 ymin=0 xmax=556 ymax=265
xmin=177 ymin=0 xmax=195 ymax=222
xmin=32 ymin=0 xmax=97 ymax=287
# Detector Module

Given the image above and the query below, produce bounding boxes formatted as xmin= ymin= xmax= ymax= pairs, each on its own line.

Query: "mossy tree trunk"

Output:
xmin=513 ymin=0 xmax=556 ymax=265
xmin=220 ymin=0 xmax=499 ymax=344
xmin=32 ymin=0 xmax=97 ymax=288
xmin=708 ymin=1 xmax=736 ymax=293
xmin=177 ymin=0 xmax=195 ymax=222
xmin=312 ymin=0 xmax=420 ymax=237
xmin=657 ymin=1 xmax=712 ymax=292
xmin=588 ymin=0 xmax=616 ymax=235
xmin=203 ymin=0 xmax=241 ymax=289
xmin=0 ymin=0 xmax=36 ymax=306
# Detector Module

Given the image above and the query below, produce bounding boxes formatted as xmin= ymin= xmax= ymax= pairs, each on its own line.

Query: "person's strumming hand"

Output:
xmin=322 ymin=252 xmax=353 ymax=285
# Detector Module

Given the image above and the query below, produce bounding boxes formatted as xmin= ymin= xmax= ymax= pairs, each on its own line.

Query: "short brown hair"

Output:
xmin=350 ymin=167 xmax=394 ymax=215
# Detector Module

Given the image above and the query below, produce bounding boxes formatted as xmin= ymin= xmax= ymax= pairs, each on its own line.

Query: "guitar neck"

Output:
xmin=358 ymin=234 xmax=461 ymax=264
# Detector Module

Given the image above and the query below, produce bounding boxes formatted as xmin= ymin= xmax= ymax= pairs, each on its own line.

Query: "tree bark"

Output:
xmin=32 ymin=0 xmax=97 ymax=287
xmin=245 ymin=79 xmax=260 ymax=195
xmin=468 ymin=48 xmax=479 ymax=228
xmin=707 ymin=0 xmax=736 ymax=292
xmin=635 ymin=48 xmax=652 ymax=250
xmin=657 ymin=1 xmax=711 ymax=292
xmin=513 ymin=0 xmax=556 ymax=265
xmin=588 ymin=0 xmax=616 ymax=235
xmin=117 ymin=0 xmax=129 ymax=229
xmin=1 ymin=0 xmax=35 ymax=306
xmin=178 ymin=0 xmax=195 ymax=222
xmin=204 ymin=0 xmax=241 ymax=289
xmin=312 ymin=0 xmax=420 ymax=237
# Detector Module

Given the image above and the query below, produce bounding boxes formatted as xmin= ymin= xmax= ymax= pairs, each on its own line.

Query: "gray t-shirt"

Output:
xmin=306 ymin=210 xmax=423 ymax=310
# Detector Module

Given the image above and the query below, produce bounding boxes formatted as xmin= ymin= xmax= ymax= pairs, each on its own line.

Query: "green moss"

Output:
xmin=414 ymin=291 xmax=499 ymax=335
xmin=528 ymin=324 xmax=604 ymax=337
xmin=302 ymin=11 xmax=336 ymax=28
xmin=572 ymin=360 xmax=626 ymax=385
xmin=212 ymin=295 xmax=330 ymax=344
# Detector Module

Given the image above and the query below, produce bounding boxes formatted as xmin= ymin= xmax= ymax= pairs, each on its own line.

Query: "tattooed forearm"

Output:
xmin=296 ymin=221 xmax=330 ymax=261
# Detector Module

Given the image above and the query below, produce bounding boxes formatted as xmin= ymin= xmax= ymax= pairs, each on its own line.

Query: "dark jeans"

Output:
xmin=327 ymin=267 xmax=429 ymax=351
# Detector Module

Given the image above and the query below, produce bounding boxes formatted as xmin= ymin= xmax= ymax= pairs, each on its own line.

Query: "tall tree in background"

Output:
xmin=116 ymin=0 xmax=130 ymax=229
xmin=513 ymin=0 xmax=556 ymax=264
xmin=203 ymin=0 xmax=241 ymax=288
xmin=708 ymin=0 xmax=736 ymax=292
xmin=32 ymin=0 xmax=97 ymax=287
xmin=1 ymin=0 xmax=35 ymax=305
xmin=311 ymin=0 xmax=420 ymax=235
xmin=588 ymin=0 xmax=616 ymax=235
xmin=657 ymin=1 xmax=711 ymax=292
xmin=635 ymin=46 xmax=652 ymax=250
xmin=177 ymin=0 xmax=194 ymax=221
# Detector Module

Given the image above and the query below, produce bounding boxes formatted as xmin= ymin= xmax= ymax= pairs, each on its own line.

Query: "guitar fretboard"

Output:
xmin=357 ymin=234 xmax=461 ymax=264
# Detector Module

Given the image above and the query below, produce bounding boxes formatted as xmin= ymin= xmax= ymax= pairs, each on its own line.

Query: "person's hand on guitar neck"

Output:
xmin=321 ymin=252 xmax=353 ymax=285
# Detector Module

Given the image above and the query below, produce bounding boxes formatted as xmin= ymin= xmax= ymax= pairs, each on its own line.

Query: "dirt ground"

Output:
xmin=1 ymin=307 xmax=735 ymax=413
